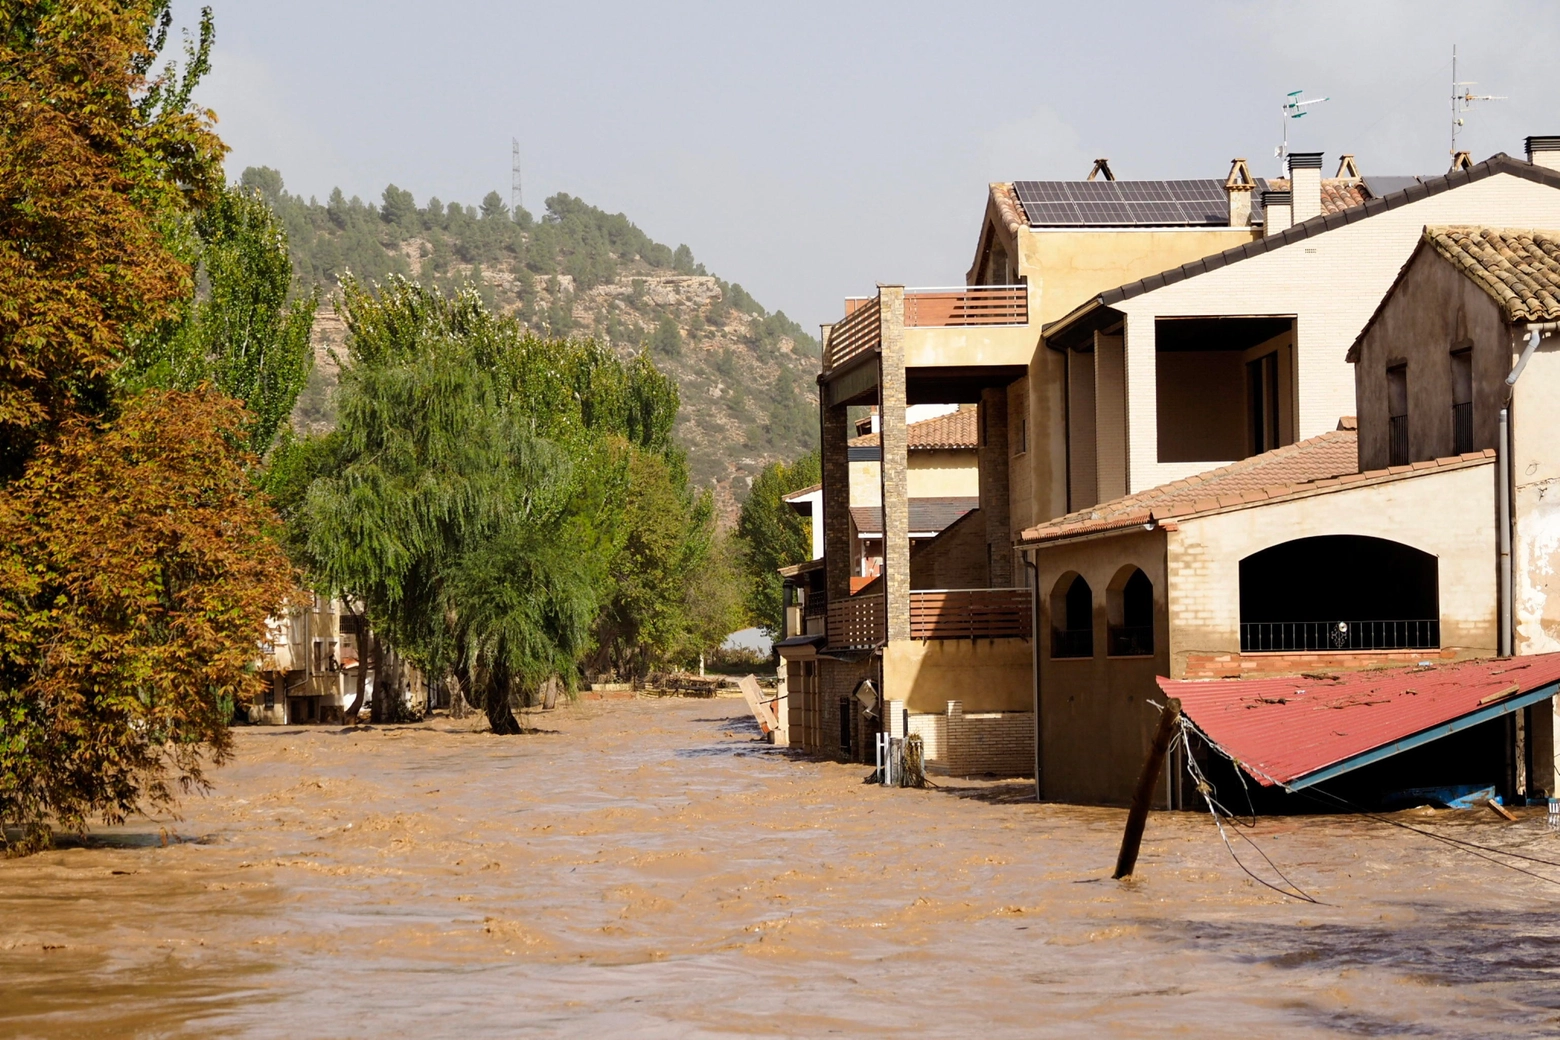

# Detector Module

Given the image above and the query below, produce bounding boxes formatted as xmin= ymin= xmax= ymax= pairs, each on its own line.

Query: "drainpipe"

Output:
xmin=1024 ymin=551 xmax=1043 ymax=802
xmin=1499 ymin=407 xmax=1512 ymax=657
xmin=1502 ymin=324 xmax=1559 ymax=657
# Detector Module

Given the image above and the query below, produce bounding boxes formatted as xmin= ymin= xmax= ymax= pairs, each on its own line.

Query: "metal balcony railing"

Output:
xmin=1452 ymin=401 xmax=1473 ymax=455
xmin=1240 ymin=619 xmax=1440 ymax=653
xmin=1107 ymin=625 xmax=1154 ymax=657
xmin=1051 ymin=628 xmax=1093 ymax=659
xmin=909 ymin=588 xmax=1031 ymax=640
xmin=1388 ymin=414 xmax=1409 ymax=466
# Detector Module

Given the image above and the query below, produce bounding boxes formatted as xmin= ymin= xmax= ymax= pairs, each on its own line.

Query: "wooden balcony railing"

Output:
xmin=828 ymin=593 xmax=885 ymax=648
xmin=909 ymin=588 xmax=1031 ymax=640
xmin=904 ymin=285 xmax=1028 ymax=328
xmin=824 ymin=295 xmax=881 ymax=372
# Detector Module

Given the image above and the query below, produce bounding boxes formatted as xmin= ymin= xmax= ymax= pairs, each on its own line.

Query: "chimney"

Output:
xmin=1087 ymin=158 xmax=1116 ymax=182
xmin=1335 ymin=154 xmax=1360 ymax=180
xmin=1449 ymin=150 xmax=1473 ymax=172
xmin=1224 ymin=158 xmax=1255 ymax=227
xmin=1526 ymin=136 xmax=1560 ymax=171
xmin=1261 ymin=190 xmax=1292 ymax=234
xmin=1287 ymin=152 xmax=1323 ymax=222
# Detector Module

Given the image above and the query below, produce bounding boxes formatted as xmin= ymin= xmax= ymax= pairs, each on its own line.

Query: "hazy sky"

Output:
xmin=176 ymin=1 xmax=1560 ymax=331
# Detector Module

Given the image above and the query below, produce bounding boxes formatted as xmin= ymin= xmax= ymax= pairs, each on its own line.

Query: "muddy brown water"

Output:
xmin=3 ymin=697 xmax=1560 ymax=1038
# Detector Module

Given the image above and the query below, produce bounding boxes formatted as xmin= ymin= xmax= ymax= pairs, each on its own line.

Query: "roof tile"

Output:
xmin=1424 ymin=226 xmax=1560 ymax=322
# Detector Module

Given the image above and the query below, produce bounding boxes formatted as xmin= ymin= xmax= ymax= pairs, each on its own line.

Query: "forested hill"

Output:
xmin=243 ymin=167 xmax=818 ymax=519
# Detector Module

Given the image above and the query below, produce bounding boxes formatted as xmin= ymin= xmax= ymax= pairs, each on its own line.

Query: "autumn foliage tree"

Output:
xmin=0 ymin=5 xmax=297 ymax=854
xmin=0 ymin=391 xmax=294 ymax=854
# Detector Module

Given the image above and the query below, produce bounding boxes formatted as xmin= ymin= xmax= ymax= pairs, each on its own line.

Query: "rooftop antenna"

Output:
xmin=1450 ymin=45 xmax=1505 ymax=165
xmin=1276 ymin=89 xmax=1329 ymax=177
xmin=510 ymin=137 xmax=523 ymax=218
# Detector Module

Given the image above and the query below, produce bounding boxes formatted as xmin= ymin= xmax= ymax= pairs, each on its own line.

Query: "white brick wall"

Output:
xmin=1115 ymin=173 xmax=1560 ymax=494
xmin=908 ymin=700 xmax=1035 ymax=777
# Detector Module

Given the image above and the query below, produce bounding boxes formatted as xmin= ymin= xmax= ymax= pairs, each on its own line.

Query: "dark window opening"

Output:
xmin=1387 ymin=363 xmax=1409 ymax=466
xmin=1451 ymin=349 xmax=1473 ymax=455
xmin=1239 ymin=535 xmax=1439 ymax=651
xmin=839 ymin=697 xmax=852 ymax=752
xmin=1051 ymin=574 xmax=1094 ymax=659
xmin=1155 ymin=316 xmax=1294 ymax=464
xmin=1108 ymin=568 xmax=1155 ymax=657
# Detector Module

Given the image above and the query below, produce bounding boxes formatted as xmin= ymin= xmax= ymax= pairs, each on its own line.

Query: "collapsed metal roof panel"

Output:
xmin=1159 ymin=653 xmax=1560 ymax=789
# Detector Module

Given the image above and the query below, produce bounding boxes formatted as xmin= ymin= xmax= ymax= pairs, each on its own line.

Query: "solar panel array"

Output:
xmin=1012 ymin=179 xmax=1230 ymax=227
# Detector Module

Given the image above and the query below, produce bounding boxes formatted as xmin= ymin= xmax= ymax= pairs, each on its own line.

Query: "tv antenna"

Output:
xmin=1276 ymin=89 xmax=1329 ymax=176
xmin=511 ymin=138 xmax=523 ymax=217
xmin=1450 ymin=45 xmax=1505 ymax=163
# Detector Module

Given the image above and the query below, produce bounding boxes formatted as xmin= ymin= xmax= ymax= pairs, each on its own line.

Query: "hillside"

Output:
xmin=244 ymin=167 xmax=818 ymax=520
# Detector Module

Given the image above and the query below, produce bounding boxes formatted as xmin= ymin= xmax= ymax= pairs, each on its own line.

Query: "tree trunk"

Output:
xmin=368 ymin=631 xmax=384 ymax=724
xmin=344 ymin=615 xmax=368 ymax=724
xmin=484 ymin=663 xmax=522 ymax=735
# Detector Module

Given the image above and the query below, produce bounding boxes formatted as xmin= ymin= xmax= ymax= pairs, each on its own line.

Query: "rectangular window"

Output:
xmin=1450 ymin=349 xmax=1473 ymax=455
xmin=1387 ymin=363 xmax=1409 ymax=466
xmin=1012 ymin=416 xmax=1028 ymax=455
xmin=1247 ymin=352 xmax=1280 ymax=455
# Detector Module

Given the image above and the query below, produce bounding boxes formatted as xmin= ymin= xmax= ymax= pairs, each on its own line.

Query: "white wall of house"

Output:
xmin=1114 ymin=172 xmax=1560 ymax=495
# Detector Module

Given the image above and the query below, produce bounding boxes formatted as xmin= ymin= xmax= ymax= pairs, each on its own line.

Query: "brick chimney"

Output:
xmin=1224 ymin=158 xmax=1255 ymax=227
xmin=1526 ymin=136 xmax=1560 ymax=171
xmin=1288 ymin=152 xmax=1323 ymax=222
xmin=1261 ymin=190 xmax=1292 ymax=234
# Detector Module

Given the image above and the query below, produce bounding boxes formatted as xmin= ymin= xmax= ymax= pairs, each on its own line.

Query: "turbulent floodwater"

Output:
xmin=3 ymin=696 xmax=1560 ymax=1038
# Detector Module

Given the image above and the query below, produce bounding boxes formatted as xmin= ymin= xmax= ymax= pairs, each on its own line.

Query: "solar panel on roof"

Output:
xmin=1012 ymin=178 xmax=1229 ymax=227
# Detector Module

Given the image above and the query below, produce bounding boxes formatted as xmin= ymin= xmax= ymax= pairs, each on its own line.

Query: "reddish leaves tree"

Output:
xmin=0 ymin=2 xmax=226 ymax=473
xmin=0 ymin=389 xmax=294 ymax=853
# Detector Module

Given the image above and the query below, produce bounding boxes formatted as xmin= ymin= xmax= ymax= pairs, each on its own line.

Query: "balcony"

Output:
xmin=1051 ymin=628 xmax=1093 ymax=659
xmin=1240 ymin=619 xmax=1440 ymax=653
xmin=1107 ymin=624 xmax=1154 ymax=657
xmin=823 ymin=285 xmax=1033 ymax=375
xmin=828 ymin=593 xmax=885 ymax=649
xmin=909 ymin=588 xmax=1031 ymax=640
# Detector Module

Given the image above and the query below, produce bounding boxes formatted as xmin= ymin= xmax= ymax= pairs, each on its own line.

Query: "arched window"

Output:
xmin=1050 ymin=573 xmax=1093 ymax=659
xmin=1107 ymin=566 xmax=1155 ymax=657
xmin=1239 ymin=535 xmax=1439 ymax=651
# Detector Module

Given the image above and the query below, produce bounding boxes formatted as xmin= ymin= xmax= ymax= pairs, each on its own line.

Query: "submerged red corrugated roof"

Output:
xmin=1160 ymin=653 xmax=1560 ymax=787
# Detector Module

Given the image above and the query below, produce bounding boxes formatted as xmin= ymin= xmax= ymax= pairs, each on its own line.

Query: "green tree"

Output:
xmin=737 ymin=451 xmax=820 ymax=636
xmin=123 ymin=183 xmax=318 ymax=454
xmin=650 ymin=314 xmax=683 ymax=359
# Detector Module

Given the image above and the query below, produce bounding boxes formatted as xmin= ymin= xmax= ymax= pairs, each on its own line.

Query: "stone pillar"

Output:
xmin=979 ymin=387 xmax=1012 ymax=586
xmin=821 ymin=391 xmax=853 ymax=611
xmin=878 ymin=285 xmax=910 ymax=644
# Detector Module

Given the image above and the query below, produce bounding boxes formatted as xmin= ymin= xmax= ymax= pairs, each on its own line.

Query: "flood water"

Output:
xmin=3 ymin=695 xmax=1560 ymax=1038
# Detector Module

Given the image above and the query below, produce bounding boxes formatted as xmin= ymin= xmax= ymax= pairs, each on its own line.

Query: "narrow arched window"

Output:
xmin=1050 ymin=574 xmax=1094 ymax=659
xmin=1107 ymin=567 xmax=1155 ymax=657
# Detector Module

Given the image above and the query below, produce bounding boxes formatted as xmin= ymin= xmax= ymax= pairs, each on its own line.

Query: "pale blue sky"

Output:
xmin=178 ymin=1 xmax=1560 ymax=330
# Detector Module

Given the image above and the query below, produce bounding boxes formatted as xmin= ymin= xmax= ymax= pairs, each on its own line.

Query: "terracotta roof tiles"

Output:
xmin=1019 ymin=427 xmax=1496 ymax=545
xmin=1424 ymin=226 xmax=1560 ymax=322
xmin=849 ymin=408 xmax=978 ymax=450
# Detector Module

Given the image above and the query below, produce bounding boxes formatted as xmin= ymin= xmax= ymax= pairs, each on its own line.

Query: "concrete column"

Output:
xmin=821 ymin=393 xmax=853 ymax=611
xmin=878 ymin=286 xmax=910 ymax=644
xmin=979 ymin=387 xmax=1012 ymax=586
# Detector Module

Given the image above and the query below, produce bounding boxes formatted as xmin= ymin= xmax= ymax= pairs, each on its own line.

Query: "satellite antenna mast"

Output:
xmin=1450 ymin=45 xmax=1505 ymax=164
xmin=1276 ymin=89 xmax=1329 ymax=176
xmin=511 ymin=137 xmax=523 ymax=217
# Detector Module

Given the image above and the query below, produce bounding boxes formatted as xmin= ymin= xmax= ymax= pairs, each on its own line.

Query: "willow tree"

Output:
xmin=296 ymin=277 xmax=682 ymax=732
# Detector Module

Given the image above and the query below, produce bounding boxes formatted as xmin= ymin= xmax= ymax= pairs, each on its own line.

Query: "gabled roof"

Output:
xmin=850 ymin=497 xmax=979 ymax=538
xmin=782 ymin=483 xmax=822 ymax=502
xmin=1018 ymin=424 xmax=1495 ymax=546
xmin=848 ymin=408 xmax=979 ymax=451
xmin=1043 ymin=153 xmax=1560 ymax=341
xmin=1424 ymin=226 xmax=1560 ymax=321
xmin=1348 ymin=226 xmax=1560 ymax=361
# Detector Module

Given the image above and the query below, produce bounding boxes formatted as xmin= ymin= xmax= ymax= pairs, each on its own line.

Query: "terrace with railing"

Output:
xmin=823 ymin=285 xmax=1031 ymax=373
xmin=826 ymin=588 xmax=1033 ymax=648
